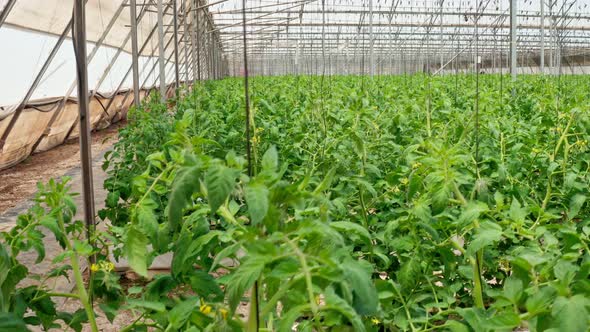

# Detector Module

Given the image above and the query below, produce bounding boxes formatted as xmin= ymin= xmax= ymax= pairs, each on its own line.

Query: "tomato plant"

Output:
xmin=2 ymin=75 xmax=590 ymax=331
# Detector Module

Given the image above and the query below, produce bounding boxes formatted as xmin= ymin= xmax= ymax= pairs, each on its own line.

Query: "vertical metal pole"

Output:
xmin=510 ymin=0 xmax=517 ymax=82
xmin=242 ymin=0 xmax=252 ymax=176
xmin=369 ymin=0 xmax=374 ymax=77
xmin=0 ymin=0 xmax=16 ymax=29
xmin=539 ymin=0 xmax=545 ymax=74
xmin=173 ymin=0 xmax=180 ymax=89
xmin=130 ymin=0 xmax=140 ymax=107
xmin=321 ymin=0 xmax=326 ymax=76
xmin=196 ymin=0 xmax=202 ymax=81
xmin=73 ymin=0 xmax=96 ymax=255
xmin=181 ymin=0 xmax=190 ymax=83
xmin=191 ymin=0 xmax=198 ymax=82
xmin=157 ymin=0 xmax=167 ymax=101
xmin=440 ymin=0 xmax=444 ymax=71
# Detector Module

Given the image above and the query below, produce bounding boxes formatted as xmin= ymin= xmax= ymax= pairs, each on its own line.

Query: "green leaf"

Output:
xmin=225 ymin=255 xmax=267 ymax=312
xmin=509 ymin=198 xmax=527 ymax=223
xmin=551 ymin=295 xmax=590 ymax=332
xmin=124 ymin=226 xmax=149 ymax=278
xmin=568 ymin=194 xmax=586 ymax=220
xmin=135 ymin=199 xmax=159 ymax=240
xmin=446 ymin=320 xmax=470 ymax=332
xmin=278 ymin=304 xmax=310 ymax=331
xmin=205 ymin=163 xmax=238 ymax=214
xmin=169 ymin=297 xmax=199 ymax=329
xmin=502 ymin=276 xmax=523 ymax=304
xmin=189 ymin=271 xmax=223 ymax=302
xmin=330 ymin=221 xmax=371 ymax=245
xmin=484 ymin=312 xmax=521 ymax=330
xmin=0 ymin=312 xmax=30 ymax=332
xmin=0 ymin=243 xmax=11 ymax=289
xmin=398 ymin=256 xmax=421 ymax=290
xmin=342 ymin=259 xmax=378 ymax=315
xmin=126 ymin=299 xmax=166 ymax=312
xmin=73 ymin=240 xmax=93 ymax=256
xmin=244 ymin=183 xmax=269 ymax=226
xmin=39 ymin=216 xmax=66 ymax=249
xmin=525 ymin=286 xmax=555 ymax=314
xmin=466 ymin=221 xmax=502 ymax=256
xmin=168 ymin=166 xmax=201 ymax=230
xmin=324 ymin=287 xmax=366 ymax=332
xmin=261 ymin=145 xmax=278 ymax=172
xmin=412 ymin=198 xmax=432 ymax=223
xmin=313 ymin=167 xmax=337 ymax=194
xmin=457 ymin=201 xmax=488 ymax=228
xmin=106 ymin=191 xmax=120 ymax=208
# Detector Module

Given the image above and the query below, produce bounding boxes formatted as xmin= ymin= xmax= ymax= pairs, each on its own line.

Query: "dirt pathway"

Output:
xmin=0 ymin=122 xmax=124 ymax=214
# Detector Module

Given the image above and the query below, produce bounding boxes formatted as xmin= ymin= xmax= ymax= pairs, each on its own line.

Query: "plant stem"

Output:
xmin=57 ymin=214 xmax=98 ymax=332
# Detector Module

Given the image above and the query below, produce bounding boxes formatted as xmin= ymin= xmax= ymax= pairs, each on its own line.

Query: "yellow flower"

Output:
xmin=532 ymin=148 xmax=541 ymax=154
xmin=104 ymin=262 xmax=115 ymax=272
xmin=400 ymin=177 xmax=409 ymax=186
xmin=392 ymin=186 xmax=400 ymax=193
xmin=90 ymin=264 xmax=99 ymax=272
xmin=315 ymin=295 xmax=321 ymax=305
xmin=371 ymin=317 xmax=381 ymax=325
xmin=411 ymin=162 xmax=422 ymax=170
xmin=200 ymin=304 xmax=212 ymax=315
xmin=219 ymin=308 xmax=229 ymax=320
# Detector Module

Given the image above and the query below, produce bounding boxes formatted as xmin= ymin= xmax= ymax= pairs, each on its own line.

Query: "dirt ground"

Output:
xmin=0 ymin=122 xmax=124 ymax=214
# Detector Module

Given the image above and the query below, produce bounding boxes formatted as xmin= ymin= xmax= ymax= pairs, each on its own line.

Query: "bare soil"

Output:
xmin=0 ymin=122 xmax=124 ymax=214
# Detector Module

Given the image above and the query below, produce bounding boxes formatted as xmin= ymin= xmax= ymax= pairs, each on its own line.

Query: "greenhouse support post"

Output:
xmin=510 ymin=0 xmax=517 ymax=82
xmin=181 ymin=0 xmax=190 ymax=83
xmin=539 ymin=0 xmax=545 ymax=74
xmin=73 ymin=0 xmax=96 ymax=250
xmin=196 ymin=0 xmax=202 ymax=81
xmin=130 ymin=0 xmax=140 ymax=108
xmin=158 ymin=0 xmax=167 ymax=101
xmin=173 ymin=0 xmax=180 ymax=90
xmin=191 ymin=0 xmax=198 ymax=82
xmin=369 ymin=0 xmax=374 ymax=77
xmin=0 ymin=0 xmax=16 ymax=28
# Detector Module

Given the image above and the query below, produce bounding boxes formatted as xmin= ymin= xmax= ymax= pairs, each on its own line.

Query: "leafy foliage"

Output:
xmin=3 ymin=75 xmax=590 ymax=331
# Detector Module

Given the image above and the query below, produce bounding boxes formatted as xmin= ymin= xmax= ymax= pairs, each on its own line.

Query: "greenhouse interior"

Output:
xmin=1 ymin=0 xmax=590 ymax=331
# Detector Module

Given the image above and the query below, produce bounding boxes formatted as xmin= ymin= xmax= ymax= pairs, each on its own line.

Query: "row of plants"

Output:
xmin=1 ymin=74 xmax=589 ymax=331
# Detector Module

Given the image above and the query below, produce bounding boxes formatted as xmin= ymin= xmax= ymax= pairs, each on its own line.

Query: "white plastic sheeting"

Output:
xmin=0 ymin=27 xmax=177 ymax=106
xmin=2 ymin=0 xmax=154 ymax=54
xmin=0 ymin=0 xmax=208 ymax=170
